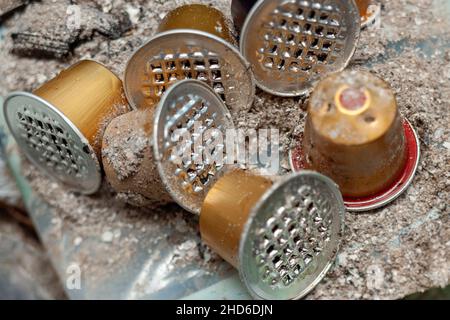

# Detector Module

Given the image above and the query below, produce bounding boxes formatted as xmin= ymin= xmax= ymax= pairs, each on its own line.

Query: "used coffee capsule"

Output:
xmin=124 ymin=4 xmax=254 ymax=112
xmin=200 ymin=169 xmax=345 ymax=300
xmin=232 ymin=0 xmax=360 ymax=97
xmin=290 ymin=70 xmax=420 ymax=211
xmin=102 ymin=79 xmax=234 ymax=214
xmin=3 ymin=60 xmax=130 ymax=194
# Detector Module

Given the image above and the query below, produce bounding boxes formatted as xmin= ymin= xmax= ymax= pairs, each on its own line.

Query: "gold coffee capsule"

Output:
xmin=124 ymin=4 xmax=254 ymax=112
xmin=291 ymin=71 xmax=420 ymax=211
xmin=102 ymin=79 xmax=235 ymax=213
xmin=158 ymin=4 xmax=236 ymax=45
xmin=200 ymin=170 xmax=345 ymax=300
xmin=231 ymin=0 xmax=360 ymax=96
xmin=3 ymin=60 xmax=130 ymax=194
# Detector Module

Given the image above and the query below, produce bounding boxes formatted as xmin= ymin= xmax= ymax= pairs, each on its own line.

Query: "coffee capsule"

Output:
xmin=3 ymin=60 xmax=131 ymax=194
xmin=200 ymin=169 xmax=345 ymax=299
xmin=102 ymin=79 xmax=234 ymax=214
xmin=124 ymin=4 xmax=254 ymax=112
xmin=290 ymin=70 xmax=420 ymax=211
xmin=232 ymin=0 xmax=360 ymax=97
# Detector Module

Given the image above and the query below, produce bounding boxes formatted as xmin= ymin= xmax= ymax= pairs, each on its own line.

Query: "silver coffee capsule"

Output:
xmin=154 ymin=79 xmax=235 ymax=213
xmin=124 ymin=4 xmax=255 ymax=112
xmin=103 ymin=79 xmax=235 ymax=214
xmin=200 ymin=170 xmax=345 ymax=300
xmin=232 ymin=0 xmax=360 ymax=97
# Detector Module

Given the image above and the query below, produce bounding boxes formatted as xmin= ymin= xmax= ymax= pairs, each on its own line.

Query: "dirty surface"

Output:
xmin=8 ymin=0 xmax=131 ymax=58
xmin=101 ymin=109 xmax=173 ymax=207
xmin=0 ymin=0 xmax=449 ymax=299
xmin=0 ymin=213 xmax=66 ymax=299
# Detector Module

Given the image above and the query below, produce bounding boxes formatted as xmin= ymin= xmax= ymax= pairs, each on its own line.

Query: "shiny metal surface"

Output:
xmin=102 ymin=79 xmax=234 ymax=212
xmin=200 ymin=170 xmax=345 ymax=300
xmin=200 ymin=170 xmax=273 ymax=267
xmin=2 ymin=60 xmax=130 ymax=194
xmin=240 ymin=171 xmax=345 ymax=300
xmin=1 ymin=1 xmax=447 ymax=301
xmin=158 ymin=4 xmax=236 ymax=45
xmin=239 ymin=0 xmax=360 ymax=96
xmin=3 ymin=92 xmax=102 ymax=194
xmin=32 ymin=60 xmax=129 ymax=156
xmin=154 ymin=79 xmax=235 ymax=214
xmin=125 ymin=4 xmax=254 ymax=112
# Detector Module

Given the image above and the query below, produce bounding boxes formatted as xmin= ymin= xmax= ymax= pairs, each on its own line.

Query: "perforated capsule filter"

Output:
xmin=107 ymin=80 xmax=227 ymax=214
xmin=124 ymin=4 xmax=255 ymax=112
xmin=3 ymin=60 xmax=130 ymax=194
xmin=234 ymin=0 xmax=360 ymax=96
xmin=102 ymin=79 xmax=234 ymax=212
xmin=200 ymin=170 xmax=345 ymax=300
xmin=153 ymin=80 xmax=234 ymax=213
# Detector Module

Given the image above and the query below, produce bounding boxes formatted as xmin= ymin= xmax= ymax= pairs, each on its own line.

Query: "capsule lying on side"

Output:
xmin=290 ymin=70 xmax=420 ymax=211
xmin=3 ymin=60 xmax=131 ymax=194
xmin=102 ymin=79 xmax=235 ymax=214
xmin=124 ymin=4 xmax=255 ymax=112
xmin=231 ymin=0 xmax=360 ymax=97
xmin=200 ymin=169 xmax=345 ymax=300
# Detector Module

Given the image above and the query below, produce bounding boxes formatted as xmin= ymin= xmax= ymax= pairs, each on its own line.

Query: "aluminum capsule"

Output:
xmin=290 ymin=70 xmax=420 ymax=211
xmin=124 ymin=4 xmax=255 ymax=112
xmin=200 ymin=169 xmax=345 ymax=300
xmin=102 ymin=79 xmax=235 ymax=214
xmin=232 ymin=0 xmax=360 ymax=97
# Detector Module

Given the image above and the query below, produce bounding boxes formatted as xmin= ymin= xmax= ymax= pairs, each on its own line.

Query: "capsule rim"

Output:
xmin=238 ymin=170 xmax=345 ymax=300
xmin=124 ymin=29 xmax=255 ymax=111
xmin=3 ymin=91 xmax=102 ymax=194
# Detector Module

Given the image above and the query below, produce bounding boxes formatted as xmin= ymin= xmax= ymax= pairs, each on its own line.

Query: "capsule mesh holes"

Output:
xmin=253 ymin=184 xmax=333 ymax=286
xmin=258 ymin=1 xmax=346 ymax=77
xmin=143 ymin=49 xmax=226 ymax=102
xmin=15 ymin=104 xmax=89 ymax=179
xmin=162 ymin=93 xmax=227 ymax=195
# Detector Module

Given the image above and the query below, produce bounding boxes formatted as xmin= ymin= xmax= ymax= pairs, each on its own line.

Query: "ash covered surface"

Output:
xmin=0 ymin=213 xmax=66 ymax=299
xmin=0 ymin=0 xmax=449 ymax=299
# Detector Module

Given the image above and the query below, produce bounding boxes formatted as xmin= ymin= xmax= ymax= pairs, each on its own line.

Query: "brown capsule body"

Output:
xmin=102 ymin=109 xmax=172 ymax=207
xmin=200 ymin=170 xmax=273 ymax=267
xmin=303 ymin=70 xmax=407 ymax=198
